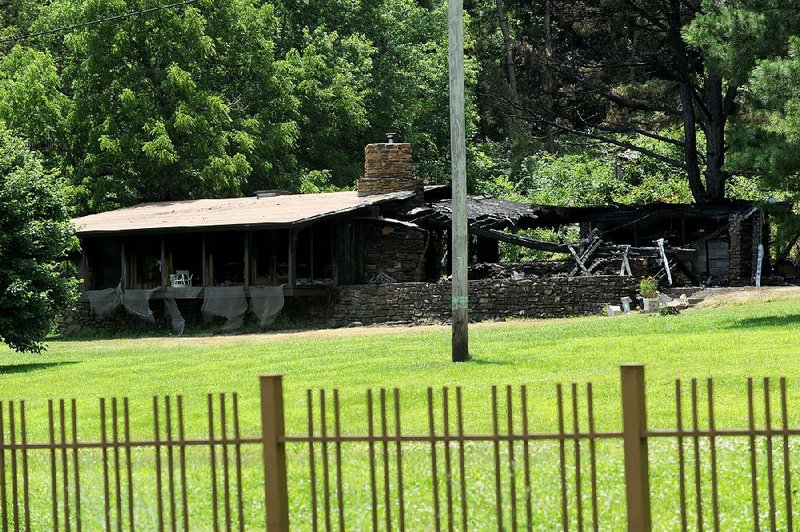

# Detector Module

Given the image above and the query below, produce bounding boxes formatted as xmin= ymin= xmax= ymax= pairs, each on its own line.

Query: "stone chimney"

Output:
xmin=357 ymin=136 xmax=423 ymax=197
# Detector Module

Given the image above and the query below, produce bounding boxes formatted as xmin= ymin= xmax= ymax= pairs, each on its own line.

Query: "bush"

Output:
xmin=0 ymin=127 xmax=78 ymax=352
xmin=639 ymin=277 xmax=659 ymax=299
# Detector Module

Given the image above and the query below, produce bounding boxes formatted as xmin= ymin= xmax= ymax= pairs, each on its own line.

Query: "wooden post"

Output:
xmin=260 ymin=375 xmax=290 ymax=531
xmin=621 ymin=364 xmax=651 ymax=531
xmin=201 ymin=234 xmax=208 ymax=287
xmin=244 ymin=232 xmax=251 ymax=288
xmin=449 ymin=0 xmax=469 ymax=362
xmin=120 ymin=241 xmax=127 ymax=291
xmin=160 ymin=236 xmax=168 ymax=287
xmin=288 ymin=229 xmax=297 ymax=287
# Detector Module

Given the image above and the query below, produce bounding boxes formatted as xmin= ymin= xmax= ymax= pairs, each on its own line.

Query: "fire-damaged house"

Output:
xmin=63 ymin=140 xmax=776 ymax=334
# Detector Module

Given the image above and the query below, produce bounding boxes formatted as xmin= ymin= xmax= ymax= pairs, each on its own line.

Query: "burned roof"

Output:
xmin=408 ymin=195 xmax=541 ymax=231
xmin=72 ymin=190 xmax=416 ymax=236
xmin=409 ymin=189 xmax=771 ymax=230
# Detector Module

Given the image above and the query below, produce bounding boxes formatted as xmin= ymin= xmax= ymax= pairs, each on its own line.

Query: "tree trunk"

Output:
xmin=542 ymin=0 xmax=556 ymax=152
xmin=495 ymin=0 xmax=518 ymax=93
xmin=668 ymin=0 xmax=706 ymax=202
xmin=705 ymin=71 xmax=727 ymax=198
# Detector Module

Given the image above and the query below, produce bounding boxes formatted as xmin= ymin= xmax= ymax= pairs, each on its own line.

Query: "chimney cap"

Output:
xmin=385 ymin=132 xmax=396 ymax=143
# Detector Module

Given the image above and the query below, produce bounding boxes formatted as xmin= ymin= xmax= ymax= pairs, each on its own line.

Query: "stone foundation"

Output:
xmin=305 ymin=276 xmax=639 ymax=327
xmin=60 ymin=276 xmax=638 ymax=336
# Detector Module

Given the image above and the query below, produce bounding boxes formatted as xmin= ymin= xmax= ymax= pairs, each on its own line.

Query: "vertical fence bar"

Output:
xmin=100 ymin=398 xmax=110 ymax=531
xmin=176 ymin=396 xmax=188 ymax=532
xmin=781 ymin=378 xmax=792 ymax=531
xmin=520 ymin=385 xmax=533 ymax=531
xmin=676 ymin=380 xmax=687 ymax=531
xmin=366 ymin=389 xmax=376 ymax=531
xmin=207 ymin=394 xmax=219 ymax=532
xmin=71 ymin=400 xmax=82 ymax=532
xmin=506 ymin=386 xmax=517 ymax=532
xmin=165 ymin=397 xmax=177 ymax=532
xmin=123 ymin=398 xmax=134 ymax=532
xmin=154 ymin=397 xmax=165 ymax=532
xmin=572 ymin=383 xmax=583 ymax=532
xmin=232 ymin=393 xmax=245 ymax=532
xmin=393 ymin=389 xmax=405 ymax=532
xmin=261 ymin=375 xmax=289 ymax=532
xmin=587 ymin=383 xmax=599 ymax=532
xmin=9 ymin=402 xmax=19 ymax=532
xmin=21 ymin=401 xmax=31 ymax=532
xmin=380 ymin=390 xmax=392 ymax=532
xmin=321 ymin=390 xmax=333 ymax=532
xmin=49 ymin=399 xmax=60 ymax=531
xmin=492 ymin=386 xmax=503 ymax=532
xmin=690 ymin=379 xmax=703 ymax=531
xmin=764 ymin=378 xmax=776 ymax=531
xmin=748 ymin=378 xmax=760 ymax=530
xmin=428 ymin=387 xmax=441 ymax=532
xmin=59 ymin=400 xmax=71 ymax=532
xmin=556 ymin=384 xmax=568 ymax=531
xmin=307 ymin=389 xmax=319 ymax=532
xmin=707 ymin=379 xmax=720 ymax=532
xmin=334 ymin=390 xmax=345 ymax=532
xmin=0 ymin=401 xmax=6 ymax=532
xmin=455 ymin=388 xmax=467 ymax=532
xmin=220 ymin=395 xmax=232 ymax=532
xmin=111 ymin=399 xmax=120 ymax=532
xmin=620 ymin=364 xmax=651 ymax=532
xmin=443 ymin=388 xmax=454 ymax=532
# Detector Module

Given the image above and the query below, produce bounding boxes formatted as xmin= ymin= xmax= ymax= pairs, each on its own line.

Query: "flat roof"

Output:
xmin=73 ymin=190 xmax=415 ymax=236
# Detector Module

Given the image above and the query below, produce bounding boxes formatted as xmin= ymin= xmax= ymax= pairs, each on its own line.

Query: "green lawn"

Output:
xmin=2 ymin=297 xmax=800 ymax=529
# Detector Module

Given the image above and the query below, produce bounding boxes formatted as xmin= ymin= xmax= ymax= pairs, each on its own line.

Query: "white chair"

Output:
xmin=170 ymin=270 xmax=193 ymax=288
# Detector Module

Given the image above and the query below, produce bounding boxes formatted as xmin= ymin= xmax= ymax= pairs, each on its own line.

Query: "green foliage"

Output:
xmin=639 ymin=277 xmax=658 ymax=299
xmin=0 ymin=46 xmax=69 ymax=158
xmin=40 ymin=0 xmax=300 ymax=212
xmin=0 ymin=126 xmax=78 ymax=353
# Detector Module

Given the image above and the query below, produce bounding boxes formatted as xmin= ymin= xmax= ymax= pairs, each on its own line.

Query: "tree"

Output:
xmin=0 ymin=126 xmax=78 ymax=353
xmin=36 ymin=0 xmax=301 ymax=213
xmin=480 ymin=0 xmax=760 ymax=202
xmin=684 ymin=0 xmax=800 ymax=193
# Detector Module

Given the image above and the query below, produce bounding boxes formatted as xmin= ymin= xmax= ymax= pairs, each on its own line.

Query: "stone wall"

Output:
xmin=305 ymin=276 xmax=639 ymax=327
xmin=729 ymin=213 xmax=756 ymax=286
xmin=360 ymin=221 xmax=428 ymax=282
xmin=357 ymin=143 xmax=422 ymax=196
xmin=59 ymin=298 xmax=205 ymax=336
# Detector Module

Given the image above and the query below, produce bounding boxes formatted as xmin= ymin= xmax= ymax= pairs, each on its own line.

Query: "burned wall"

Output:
xmin=360 ymin=221 xmax=428 ymax=283
xmin=729 ymin=213 xmax=758 ymax=286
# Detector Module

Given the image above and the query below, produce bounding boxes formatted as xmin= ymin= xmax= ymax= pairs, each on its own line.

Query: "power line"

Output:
xmin=0 ymin=0 xmax=199 ymax=45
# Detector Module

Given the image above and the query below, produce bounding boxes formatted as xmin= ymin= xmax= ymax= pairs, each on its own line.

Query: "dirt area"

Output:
xmin=691 ymin=286 xmax=800 ymax=310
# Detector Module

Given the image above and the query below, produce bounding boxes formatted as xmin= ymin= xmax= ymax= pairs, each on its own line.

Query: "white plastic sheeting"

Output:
xmin=85 ymin=285 xmax=286 ymax=333
xmin=121 ymin=288 xmax=158 ymax=322
xmin=164 ymin=287 xmax=204 ymax=335
xmin=202 ymin=286 xmax=249 ymax=331
xmin=86 ymin=285 xmax=122 ymax=317
xmin=249 ymin=286 xmax=285 ymax=327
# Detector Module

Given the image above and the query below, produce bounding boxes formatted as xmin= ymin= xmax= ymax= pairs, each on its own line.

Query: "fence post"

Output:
xmin=261 ymin=375 xmax=290 ymax=531
xmin=620 ymin=364 xmax=651 ymax=531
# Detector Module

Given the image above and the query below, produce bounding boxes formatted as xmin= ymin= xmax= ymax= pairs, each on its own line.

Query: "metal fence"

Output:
xmin=0 ymin=364 xmax=795 ymax=530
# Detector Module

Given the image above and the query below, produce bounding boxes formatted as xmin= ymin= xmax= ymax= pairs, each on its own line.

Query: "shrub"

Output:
xmin=639 ymin=276 xmax=659 ymax=299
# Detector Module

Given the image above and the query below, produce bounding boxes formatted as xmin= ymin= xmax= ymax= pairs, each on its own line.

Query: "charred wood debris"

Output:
xmin=393 ymin=193 xmax=718 ymax=282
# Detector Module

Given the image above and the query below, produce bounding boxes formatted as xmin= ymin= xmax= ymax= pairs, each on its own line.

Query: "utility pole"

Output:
xmin=449 ymin=0 xmax=469 ymax=362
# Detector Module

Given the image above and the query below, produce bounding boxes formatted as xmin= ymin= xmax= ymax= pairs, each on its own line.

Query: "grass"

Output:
xmin=2 ymin=297 xmax=800 ymax=528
